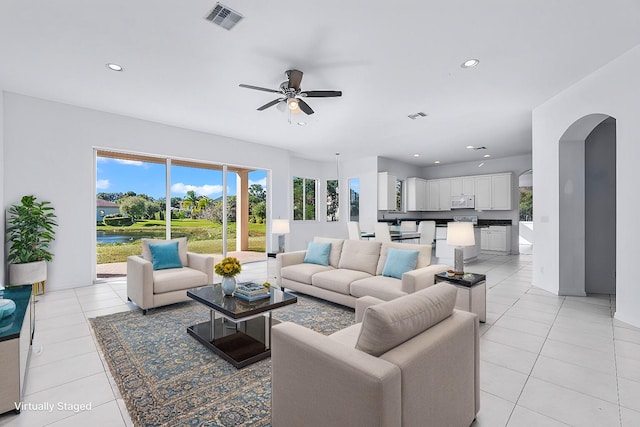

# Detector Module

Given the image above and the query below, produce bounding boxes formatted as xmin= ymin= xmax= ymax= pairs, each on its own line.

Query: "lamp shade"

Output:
xmin=447 ymin=222 xmax=475 ymax=247
xmin=272 ymin=219 xmax=290 ymax=234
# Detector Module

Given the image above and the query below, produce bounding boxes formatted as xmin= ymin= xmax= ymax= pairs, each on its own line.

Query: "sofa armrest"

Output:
xmin=275 ymin=251 xmax=307 ymax=287
xmin=355 ymin=295 xmax=385 ymax=323
xmin=272 ymin=322 xmax=401 ymax=427
xmin=126 ymin=255 xmax=154 ymax=310
xmin=401 ymin=264 xmax=450 ymax=294
xmin=186 ymin=252 xmax=214 ymax=283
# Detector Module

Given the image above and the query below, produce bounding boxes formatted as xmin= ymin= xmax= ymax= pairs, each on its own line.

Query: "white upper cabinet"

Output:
xmin=409 ymin=172 xmax=512 ymax=212
xmin=474 ymin=173 xmax=512 ymax=211
xmin=426 ymin=180 xmax=440 ymax=211
xmin=450 ymin=177 xmax=475 ymax=196
xmin=438 ymin=179 xmax=451 ymax=211
xmin=406 ymin=177 xmax=428 ymax=211
xmin=378 ymin=172 xmax=397 ymax=211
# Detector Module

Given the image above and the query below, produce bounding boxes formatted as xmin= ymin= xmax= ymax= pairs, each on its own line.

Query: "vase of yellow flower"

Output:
xmin=215 ymin=256 xmax=242 ymax=295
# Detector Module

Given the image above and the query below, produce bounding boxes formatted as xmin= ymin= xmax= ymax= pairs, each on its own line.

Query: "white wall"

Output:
xmin=3 ymin=92 xmax=291 ymax=290
xmin=533 ymin=45 xmax=640 ymax=327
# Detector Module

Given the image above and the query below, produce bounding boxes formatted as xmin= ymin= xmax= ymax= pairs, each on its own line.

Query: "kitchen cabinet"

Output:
xmin=480 ymin=226 xmax=512 ymax=253
xmin=474 ymin=173 xmax=512 ymax=211
xmin=406 ymin=177 xmax=428 ymax=211
xmin=450 ymin=177 xmax=475 ymax=196
xmin=438 ymin=179 xmax=451 ymax=211
xmin=424 ymin=179 xmax=451 ymax=211
xmin=426 ymin=180 xmax=440 ymax=211
xmin=377 ymin=172 xmax=397 ymax=211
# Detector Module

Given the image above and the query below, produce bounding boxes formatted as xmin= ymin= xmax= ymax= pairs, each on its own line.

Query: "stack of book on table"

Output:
xmin=234 ymin=283 xmax=270 ymax=301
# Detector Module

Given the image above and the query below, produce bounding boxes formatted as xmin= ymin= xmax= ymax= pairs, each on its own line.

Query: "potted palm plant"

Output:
xmin=6 ymin=195 xmax=58 ymax=295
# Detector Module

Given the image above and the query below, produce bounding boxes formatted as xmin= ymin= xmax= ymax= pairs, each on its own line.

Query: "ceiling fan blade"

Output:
xmin=297 ymin=98 xmax=314 ymax=115
xmin=300 ymin=90 xmax=343 ymax=98
xmin=239 ymin=84 xmax=281 ymax=94
xmin=287 ymin=69 xmax=303 ymax=90
xmin=257 ymin=98 xmax=285 ymax=111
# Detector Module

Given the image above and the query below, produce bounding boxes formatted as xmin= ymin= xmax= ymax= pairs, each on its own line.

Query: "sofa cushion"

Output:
xmin=153 ymin=267 xmax=208 ymax=294
xmin=350 ymin=276 xmax=407 ymax=301
xmin=312 ymin=269 xmax=372 ymax=295
xmin=149 ymin=241 xmax=183 ymax=270
xmin=313 ymin=237 xmax=344 ymax=268
xmin=376 ymin=242 xmax=432 ymax=276
xmin=281 ymin=263 xmax=334 ymax=284
xmin=304 ymin=242 xmax=332 ymax=266
xmin=355 ymin=283 xmax=457 ymax=356
xmin=338 ymin=240 xmax=381 ymax=275
xmin=382 ymin=248 xmax=419 ymax=279
xmin=142 ymin=237 xmax=188 ymax=266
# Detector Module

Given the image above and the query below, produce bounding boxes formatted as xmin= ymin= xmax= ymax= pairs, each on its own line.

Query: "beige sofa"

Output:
xmin=272 ymin=283 xmax=480 ymax=427
xmin=126 ymin=238 xmax=214 ymax=314
xmin=276 ymin=237 xmax=449 ymax=308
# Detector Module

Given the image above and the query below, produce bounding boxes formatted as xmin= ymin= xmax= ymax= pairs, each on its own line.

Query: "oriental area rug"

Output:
xmin=89 ymin=294 xmax=354 ymax=427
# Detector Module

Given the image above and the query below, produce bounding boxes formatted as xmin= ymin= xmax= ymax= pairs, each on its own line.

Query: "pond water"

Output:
xmin=96 ymin=231 xmax=146 ymax=244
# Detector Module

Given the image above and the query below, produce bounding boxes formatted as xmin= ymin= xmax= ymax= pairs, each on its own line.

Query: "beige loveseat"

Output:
xmin=127 ymin=238 xmax=214 ymax=314
xmin=276 ymin=237 xmax=449 ymax=308
xmin=272 ymin=283 xmax=480 ymax=427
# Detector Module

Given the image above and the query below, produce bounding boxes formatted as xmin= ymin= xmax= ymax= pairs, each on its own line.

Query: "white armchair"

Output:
xmin=126 ymin=238 xmax=214 ymax=314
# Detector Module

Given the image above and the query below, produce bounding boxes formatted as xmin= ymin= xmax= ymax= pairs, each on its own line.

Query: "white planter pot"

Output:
xmin=9 ymin=260 xmax=47 ymax=286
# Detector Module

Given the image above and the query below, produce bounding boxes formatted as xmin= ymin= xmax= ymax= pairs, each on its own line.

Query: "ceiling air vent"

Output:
xmin=205 ymin=3 xmax=244 ymax=30
xmin=408 ymin=112 xmax=427 ymax=120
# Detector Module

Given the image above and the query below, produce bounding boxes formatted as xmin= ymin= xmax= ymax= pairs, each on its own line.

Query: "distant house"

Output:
xmin=97 ymin=199 xmax=120 ymax=222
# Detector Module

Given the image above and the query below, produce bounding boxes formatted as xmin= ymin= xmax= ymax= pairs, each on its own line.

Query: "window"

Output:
xmin=293 ymin=177 xmax=317 ymax=220
xmin=349 ymin=178 xmax=360 ymax=221
xmin=395 ymin=179 xmax=403 ymax=212
xmin=326 ymin=179 xmax=339 ymax=222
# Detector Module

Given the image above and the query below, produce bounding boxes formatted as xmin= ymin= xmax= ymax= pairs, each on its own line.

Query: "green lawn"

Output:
xmin=97 ymin=220 xmax=266 ymax=264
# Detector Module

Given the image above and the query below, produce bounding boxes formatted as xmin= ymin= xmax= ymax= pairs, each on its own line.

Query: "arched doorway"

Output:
xmin=558 ymin=114 xmax=616 ymax=296
xmin=518 ymin=170 xmax=533 ymax=255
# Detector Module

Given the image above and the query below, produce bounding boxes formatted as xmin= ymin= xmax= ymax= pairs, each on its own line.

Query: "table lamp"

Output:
xmin=447 ymin=222 xmax=475 ymax=275
xmin=272 ymin=219 xmax=290 ymax=253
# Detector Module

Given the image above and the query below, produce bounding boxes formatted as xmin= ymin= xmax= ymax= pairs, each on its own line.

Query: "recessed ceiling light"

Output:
xmin=106 ymin=63 xmax=124 ymax=72
xmin=461 ymin=59 xmax=480 ymax=69
xmin=466 ymin=145 xmax=474 ymax=149
xmin=413 ymin=154 xmax=420 ymax=157
xmin=478 ymin=162 xmax=485 ymax=168
xmin=434 ymin=160 xmax=441 ymax=164
xmin=483 ymin=154 xmax=491 ymax=158
xmin=297 ymin=122 xmax=306 ymax=126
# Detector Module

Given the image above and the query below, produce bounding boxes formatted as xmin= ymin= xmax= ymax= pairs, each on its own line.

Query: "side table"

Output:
xmin=435 ymin=272 xmax=486 ymax=323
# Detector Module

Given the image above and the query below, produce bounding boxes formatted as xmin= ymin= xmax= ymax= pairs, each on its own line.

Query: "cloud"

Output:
xmin=171 ymin=182 xmax=224 ymax=197
xmin=96 ymin=179 xmax=110 ymax=190
xmin=249 ymin=177 xmax=267 ymax=187
xmin=114 ymin=159 xmax=144 ymax=166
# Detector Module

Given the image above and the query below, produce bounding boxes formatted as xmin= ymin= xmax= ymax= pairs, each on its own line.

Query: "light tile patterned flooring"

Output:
xmin=1 ymin=253 xmax=639 ymax=426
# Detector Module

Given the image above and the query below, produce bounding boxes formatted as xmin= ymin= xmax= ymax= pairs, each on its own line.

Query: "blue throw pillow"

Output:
xmin=382 ymin=248 xmax=420 ymax=279
xmin=149 ymin=241 xmax=183 ymax=270
xmin=303 ymin=242 xmax=332 ymax=266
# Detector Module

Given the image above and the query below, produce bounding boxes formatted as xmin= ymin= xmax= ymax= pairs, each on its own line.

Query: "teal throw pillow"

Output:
xmin=303 ymin=242 xmax=332 ymax=266
xmin=382 ymin=248 xmax=420 ymax=279
xmin=149 ymin=241 xmax=183 ymax=270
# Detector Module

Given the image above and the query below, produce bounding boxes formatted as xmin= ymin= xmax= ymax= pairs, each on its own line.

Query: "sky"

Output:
xmin=96 ymin=157 xmax=267 ymax=199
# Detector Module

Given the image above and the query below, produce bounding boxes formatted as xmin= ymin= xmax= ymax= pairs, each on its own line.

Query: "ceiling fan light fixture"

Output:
xmin=287 ymin=98 xmax=299 ymax=111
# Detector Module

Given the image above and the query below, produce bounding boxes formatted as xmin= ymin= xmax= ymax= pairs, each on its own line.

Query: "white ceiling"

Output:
xmin=1 ymin=1 xmax=639 ymax=166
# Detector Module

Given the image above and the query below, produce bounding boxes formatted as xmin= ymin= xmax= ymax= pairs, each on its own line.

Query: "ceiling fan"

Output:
xmin=239 ymin=69 xmax=342 ymax=115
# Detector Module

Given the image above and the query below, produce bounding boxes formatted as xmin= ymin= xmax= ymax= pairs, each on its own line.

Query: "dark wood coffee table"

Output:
xmin=187 ymin=284 xmax=297 ymax=368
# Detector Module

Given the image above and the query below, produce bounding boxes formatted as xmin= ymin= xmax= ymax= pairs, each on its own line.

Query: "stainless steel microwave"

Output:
xmin=451 ymin=195 xmax=475 ymax=209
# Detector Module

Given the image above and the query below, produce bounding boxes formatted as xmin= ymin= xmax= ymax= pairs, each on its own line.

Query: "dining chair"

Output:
xmin=418 ymin=221 xmax=436 ymax=246
xmin=347 ymin=221 xmax=362 ymax=240
xmin=374 ymin=222 xmax=392 ymax=243
xmin=400 ymin=220 xmax=417 ymax=232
